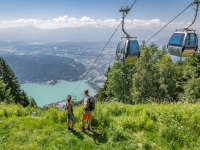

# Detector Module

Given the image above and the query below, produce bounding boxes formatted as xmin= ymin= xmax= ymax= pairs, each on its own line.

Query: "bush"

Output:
xmin=184 ymin=78 xmax=200 ymax=103
xmin=143 ymin=142 xmax=152 ymax=150
xmin=111 ymin=129 xmax=128 ymax=142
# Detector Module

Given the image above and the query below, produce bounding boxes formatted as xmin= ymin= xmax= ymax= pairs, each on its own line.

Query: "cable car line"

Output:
xmin=70 ymin=0 xmax=200 ymax=100
xmin=80 ymin=22 xmax=121 ymax=81
xmin=167 ymin=0 xmax=200 ymax=57
xmin=146 ymin=2 xmax=193 ymax=43
xmin=80 ymin=0 xmax=137 ymax=81
xmin=70 ymin=0 xmax=137 ymax=95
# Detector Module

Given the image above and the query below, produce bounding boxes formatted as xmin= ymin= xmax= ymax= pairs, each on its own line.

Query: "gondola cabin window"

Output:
xmin=127 ymin=41 xmax=139 ymax=56
xmin=169 ymin=33 xmax=185 ymax=46
xmin=185 ymin=33 xmax=197 ymax=48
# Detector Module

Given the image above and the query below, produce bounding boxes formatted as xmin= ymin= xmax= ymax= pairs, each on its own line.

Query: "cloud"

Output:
xmin=0 ymin=16 xmax=168 ymax=30
xmin=0 ymin=16 xmax=197 ymax=43
xmin=125 ymin=19 xmax=165 ymax=29
xmin=0 ymin=15 xmax=195 ymax=32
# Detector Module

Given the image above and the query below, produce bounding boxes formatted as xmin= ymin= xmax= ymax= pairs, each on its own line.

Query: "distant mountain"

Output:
xmin=3 ymin=55 xmax=86 ymax=83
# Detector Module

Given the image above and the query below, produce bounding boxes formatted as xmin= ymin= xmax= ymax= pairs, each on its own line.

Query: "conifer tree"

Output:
xmin=0 ymin=57 xmax=30 ymax=106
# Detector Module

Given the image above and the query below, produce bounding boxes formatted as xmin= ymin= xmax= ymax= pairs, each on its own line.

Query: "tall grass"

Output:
xmin=0 ymin=102 xmax=200 ymax=150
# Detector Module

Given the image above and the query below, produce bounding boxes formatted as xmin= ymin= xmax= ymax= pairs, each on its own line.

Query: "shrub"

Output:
xmin=3 ymin=109 xmax=8 ymax=118
xmin=184 ymin=77 xmax=200 ymax=103
xmin=111 ymin=129 xmax=128 ymax=142
xmin=143 ymin=142 xmax=152 ymax=150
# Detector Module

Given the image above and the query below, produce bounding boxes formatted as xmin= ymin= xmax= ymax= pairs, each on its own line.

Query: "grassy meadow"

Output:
xmin=0 ymin=102 xmax=200 ymax=150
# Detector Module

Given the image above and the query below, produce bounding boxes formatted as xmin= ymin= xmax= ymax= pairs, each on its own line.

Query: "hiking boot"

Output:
xmin=80 ymin=127 xmax=85 ymax=132
xmin=86 ymin=126 xmax=91 ymax=131
xmin=71 ymin=128 xmax=75 ymax=132
xmin=68 ymin=127 xmax=72 ymax=131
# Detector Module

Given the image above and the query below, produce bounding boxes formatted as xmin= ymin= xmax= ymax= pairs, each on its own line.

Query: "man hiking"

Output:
xmin=66 ymin=95 xmax=76 ymax=131
xmin=81 ymin=89 xmax=95 ymax=132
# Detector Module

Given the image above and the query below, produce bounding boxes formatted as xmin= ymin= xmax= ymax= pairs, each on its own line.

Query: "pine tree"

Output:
xmin=155 ymin=55 xmax=177 ymax=102
xmin=0 ymin=57 xmax=30 ymax=106
xmin=181 ymin=53 xmax=200 ymax=102
xmin=96 ymin=65 xmax=112 ymax=102
xmin=0 ymin=79 xmax=13 ymax=103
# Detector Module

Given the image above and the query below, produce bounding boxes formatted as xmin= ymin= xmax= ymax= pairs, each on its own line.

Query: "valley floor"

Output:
xmin=0 ymin=102 xmax=200 ymax=150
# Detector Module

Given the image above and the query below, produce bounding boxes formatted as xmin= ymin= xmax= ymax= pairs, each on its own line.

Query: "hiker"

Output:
xmin=81 ymin=89 xmax=95 ymax=132
xmin=66 ymin=95 xmax=76 ymax=131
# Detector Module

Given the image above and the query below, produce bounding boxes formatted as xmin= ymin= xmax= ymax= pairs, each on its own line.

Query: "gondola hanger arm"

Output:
xmin=185 ymin=0 xmax=200 ymax=30
xmin=120 ymin=7 xmax=131 ymax=38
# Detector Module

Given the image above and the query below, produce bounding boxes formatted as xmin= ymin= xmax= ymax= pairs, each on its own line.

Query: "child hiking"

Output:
xmin=66 ymin=95 xmax=76 ymax=131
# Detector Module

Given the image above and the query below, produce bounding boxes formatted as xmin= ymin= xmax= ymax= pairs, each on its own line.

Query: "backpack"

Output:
xmin=88 ymin=96 xmax=95 ymax=111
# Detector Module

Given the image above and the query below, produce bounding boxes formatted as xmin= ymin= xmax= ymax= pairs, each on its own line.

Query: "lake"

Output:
xmin=21 ymin=80 xmax=96 ymax=107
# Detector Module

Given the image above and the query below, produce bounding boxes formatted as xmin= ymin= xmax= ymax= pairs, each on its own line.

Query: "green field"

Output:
xmin=0 ymin=102 xmax=200 ymax=150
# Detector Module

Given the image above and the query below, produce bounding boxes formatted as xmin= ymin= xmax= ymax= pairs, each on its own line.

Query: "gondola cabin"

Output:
xmin=116 ymin=38 xmax=140 ymax=64
xmin=167 ymin=30 xmax=198 ymax=57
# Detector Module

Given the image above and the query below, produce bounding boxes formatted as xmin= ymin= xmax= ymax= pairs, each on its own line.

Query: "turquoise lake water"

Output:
xmin=21 ymin=80 xmax=96 ymax=107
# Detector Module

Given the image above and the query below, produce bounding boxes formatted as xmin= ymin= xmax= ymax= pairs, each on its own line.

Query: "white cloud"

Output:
xmin=0 ymin=16 xmax=196 ymax=31
xmin=80 ymin=16 xmax=94 ymax=22
xmin=125 ymin=19 xmax=165 ymax=29
xmin=0 ymin=16 xmax=165 ymax=30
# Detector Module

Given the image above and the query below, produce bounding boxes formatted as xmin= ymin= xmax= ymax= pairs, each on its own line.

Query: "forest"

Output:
xmin=97 ymin=43 xmax=200 ymax=104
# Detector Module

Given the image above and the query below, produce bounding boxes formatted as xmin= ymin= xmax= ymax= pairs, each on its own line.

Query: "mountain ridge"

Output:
xmin=3 ymin=54 xmax=86 ymax=83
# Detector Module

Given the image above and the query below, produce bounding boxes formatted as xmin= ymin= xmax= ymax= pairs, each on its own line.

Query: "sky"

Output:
xmin=0 ymin=0 xmax=198 ymax=43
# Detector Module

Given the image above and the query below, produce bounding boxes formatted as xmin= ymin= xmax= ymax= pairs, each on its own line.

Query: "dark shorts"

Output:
xmin=67 ymin=114 xmax=76 ymax=122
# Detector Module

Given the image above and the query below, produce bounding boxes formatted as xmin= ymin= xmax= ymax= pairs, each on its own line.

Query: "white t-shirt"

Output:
xmin=84 ymin=96 xmax=91 ymax=112
xmin=84 ymin=97 xmax=89 ymax=105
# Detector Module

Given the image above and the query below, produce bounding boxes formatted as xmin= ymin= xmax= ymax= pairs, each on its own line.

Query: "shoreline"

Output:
xmin=21 ymin=79 xmax=101 ymax=92
xmin=20 ymin=79 xmax=79 ymax=85
xmin=44 ymin=99 xmax=83 ymax=109
xmin=21 ymin=79 xmax=100 ymax=108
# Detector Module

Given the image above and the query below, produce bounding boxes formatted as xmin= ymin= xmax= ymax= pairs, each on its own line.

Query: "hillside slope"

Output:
xmin=3 ymin=55 xmax=86 ymax=83
xmin=0 ymin=102 xmax=200 ymax=150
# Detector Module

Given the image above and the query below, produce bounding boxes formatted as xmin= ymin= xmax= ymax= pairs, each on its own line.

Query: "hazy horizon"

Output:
xmin=0 ymin=0 xmax=198 ymax=43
